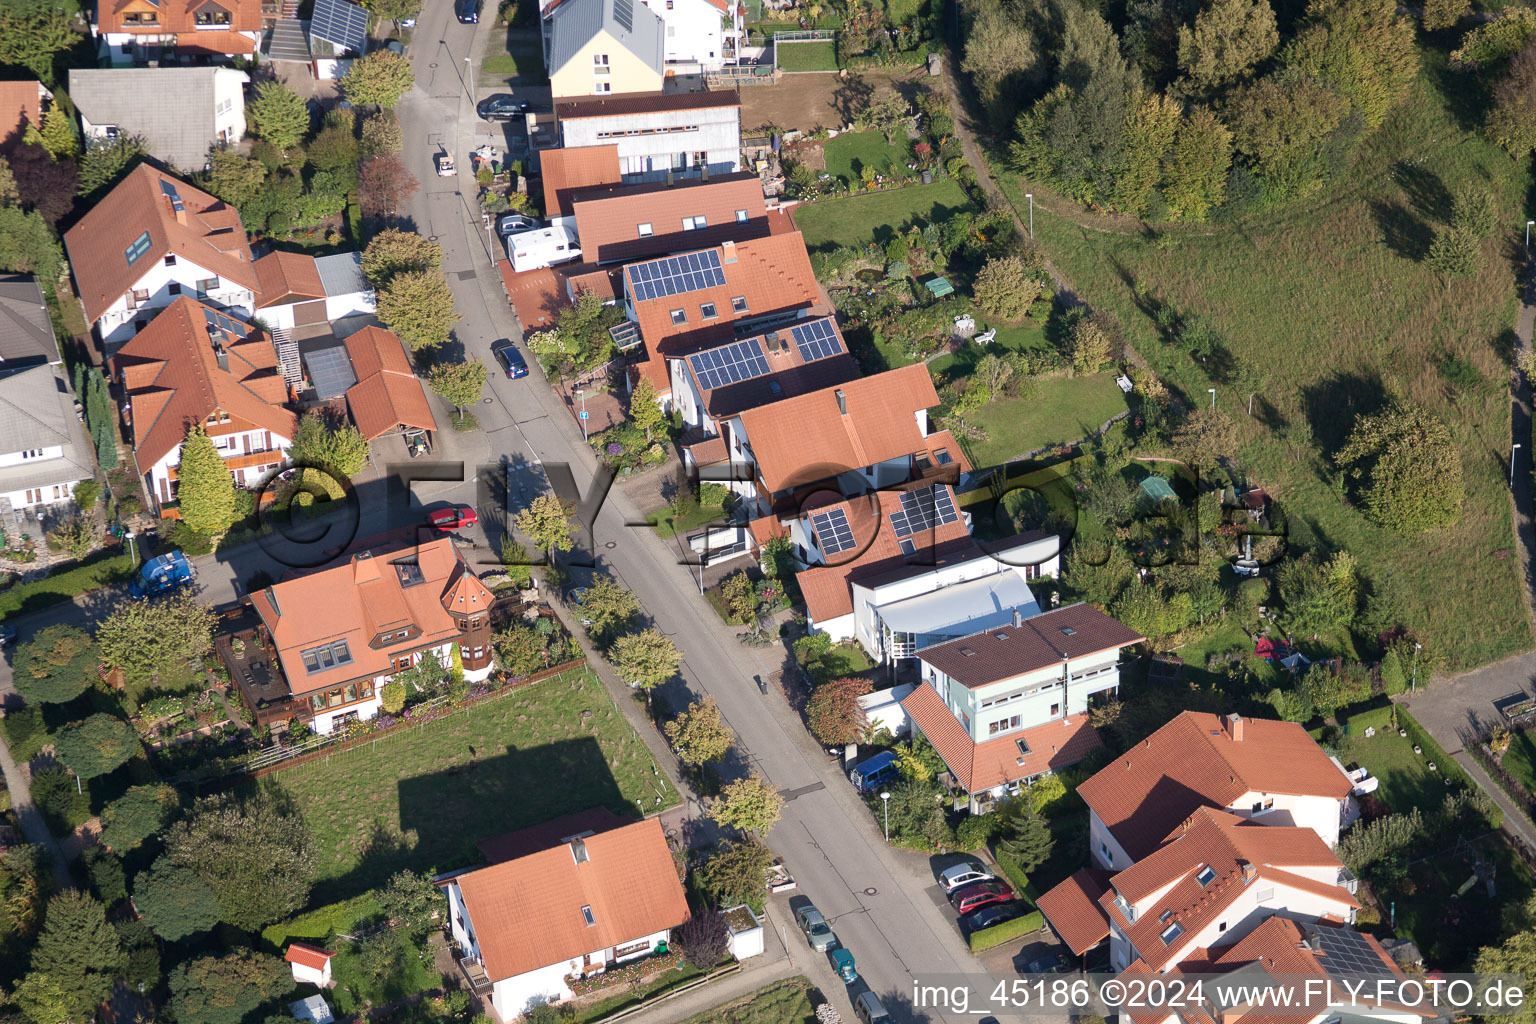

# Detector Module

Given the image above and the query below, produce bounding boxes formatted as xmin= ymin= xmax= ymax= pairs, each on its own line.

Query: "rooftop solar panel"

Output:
xmin=303 ymin=343 xmax=358 ymax=399
xmin=889 ymin=485 xmax=959 ymax=538
xmin=310 ymin=0 xmax=369 ymax=53
xmin=790 ymin=318 xmax=842 ymax=362
xmin=689 ymin=338 xmax=769 ymax=391
xmin=627 ymin=250 xmax=726 ymax=302
xmin=811 ymin=507 xmax=855 ymax=555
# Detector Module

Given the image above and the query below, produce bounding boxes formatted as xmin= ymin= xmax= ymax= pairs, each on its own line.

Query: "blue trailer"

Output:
xmin=129 ymin=550 xmax=193 ymax=599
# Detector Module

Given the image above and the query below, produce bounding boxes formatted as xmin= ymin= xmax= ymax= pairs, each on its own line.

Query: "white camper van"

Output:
xmin=505 ymin=226 xmax=581 ymax=273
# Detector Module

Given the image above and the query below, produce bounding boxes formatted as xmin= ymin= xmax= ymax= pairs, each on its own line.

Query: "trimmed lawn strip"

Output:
xmin=792 ymin=178 xmax=972 ymax=251
xmin=822 ymin=130 xmax=912 ymax=187
xmin=775 ymin=40 xmax=837 ymax=71
xmin=573 ymin=963 xmax=708 ymax=1022
xmin=675 ymin=978 xmax=819 ymax=1024
xmin=963 ymin=373 xmax=1127 ymax=467
xmin=648 ymin=502 xmax=728 ymax=540
xmin=269 ymin=669 xmax=678 ymax=901
xmin=968 ymin=909 xmax=1044 ymax=953
xmin=482 ymin=53 xmax=543 ymax=78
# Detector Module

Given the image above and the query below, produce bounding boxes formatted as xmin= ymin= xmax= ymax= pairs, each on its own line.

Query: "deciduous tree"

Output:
xmin=13 ymin=624 xmax=98 ymax=705
xmin=1177 ymin=0 xmax=1277 ymax=89
xmin=1170 ymin=406 xmax=1238 ymax=468
xmin=1450 ymin=5 xmax=1536 ymax=70
xmin=972 ymin=254 xmax=1043 ymax=319
xmin=961 ymin=0 xmax=1041 ymax=121
xmin=360 ymin=111 xmax=404 ymax=157
xmin=7 ymin=142 xmax=76 ymax=227
xmin=360 ymin=228 xmax=442 ymax=287
xmin=100 ymin=785 xmax=178 ymax=853
xmin=375 ymin=870 xmax=441 ymax=934
xmin=1422 ymin=0 xmax=1469 ymax=31
xmin=610 ymin=628 xmax=681 ymax=690
xmin=76 ymin=136 xmax=146 ymax=200
xmin=861 ymin=89 xmax=912 ymax=145
xmin=1162 ymin=106 xmax=1231 ymax=221
xmin=1337 ymin=402 xmax=1463 ymax=532
xmin=427 ymin=358 xmax=487 ymax=414
xmin=515 ymin=493 xmax=576 ymax=554
xmin=1426 ymin=224 xmax=1481 ymax=282
xmin=54 ymin=714 xmax=138 ymax=781
xmin=134 ymin=858 xmax=220 ymax=941
xmin=169 ymin=950 xmax=295 ymax=1024
xmin=664 ymin=696 xmax=733 ymax=764
xmin=708 ymin=775 xmax=784 ymax=835
xmin=376 ymin=269 xmax=459 ymax=349
xmin=1283 ymin=0 xmax=1417 ymax=129
xmin=289 ymin=410 xmax=370 ymax=478
xmin=1065 ymin=313 xmax=1112 ymax=376
xmin=206 ymin=149 xmax=267 ymax=208
xmin=96 ymin=593 xmax=217 ymax=683
xmin=342 ymin=51 xmax=415 ymax=107
xmin=0 ymin=1 xmax=75 ymax=84
xmin=164 ymin=792 xmax=315 ymax=930
xmin=1487 ymin=40 xmax=1536 ymax=156
xmin=1224 ymin=73 xmax=1346 ymax=198
xmin=697 ymin=838 xmax=772 ymax=909
xmin=806 ymin=677 xmax=872 ymax=746
xmin=247 ymin=81 xmax=309 ymax=151
xmin=177 ymin=424 xmax=240 ymax=536
xmin=358 ymin=152 xmax=418 ymax=217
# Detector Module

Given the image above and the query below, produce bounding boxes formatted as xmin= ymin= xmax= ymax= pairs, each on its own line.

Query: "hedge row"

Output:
xmin=1398 ymin=707 xmax=1478 ymax=794
xmin=968 ymin=909 xmax=1045 ymax=953
xmin=0 ymin=547 xmax=135 ymax=620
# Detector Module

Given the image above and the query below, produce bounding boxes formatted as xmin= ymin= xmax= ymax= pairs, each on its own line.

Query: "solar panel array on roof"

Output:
xmin=609 ymin=321 xmax=642 ymax=352
xmin=1313 ymin=926 xmax=1394 ymax=978
xmin=125 ymin=231 xmax=152 ymax=265
xmin=811 ymin=507 xmax=855 ymax=555
xmin=202 ymin=307 xmax=249 ymax=339
xmin=310 ymin=0 xmax=369 ymax=53
xmin=790 ymin=318 xmax=842 ymax=362
xmin=690 ymin=339 xmax=769 ymax=391
xmin=889 ymin=485 xmax=959 ymax=538
xmin=627 ymin=250 xmax=725 ymax=302
xmin=303 ymin=343 xmax=358 ymax=399
xmin=613 ymin=0 xmax=634 ymax=31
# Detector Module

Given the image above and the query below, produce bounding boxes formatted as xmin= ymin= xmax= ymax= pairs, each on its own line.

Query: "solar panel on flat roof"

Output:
xmin=790 ymin=318 xmax=842 ymax=362
xmin=889 ymin=485 xmax=959 ymax=538
xmin=627 ymin=250 xmax=726 ymax=302
xmin=689 ymin=338 xmax=769 ymax=391
xmin=811 ymin=507 xmax=855 ymax=555
xmin=303 ymin=344 xmax=358 ymax=399
xmin=310 ymin=0 xmax=369 ymax=52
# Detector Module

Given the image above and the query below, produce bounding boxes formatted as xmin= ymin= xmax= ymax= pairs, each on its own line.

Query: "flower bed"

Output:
xmin=567 ymin=950 xmax=681 ymax=996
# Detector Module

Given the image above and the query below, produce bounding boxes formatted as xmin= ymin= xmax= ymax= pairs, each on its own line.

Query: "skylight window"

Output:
xmin=1196 ymin=865 xmax=1217 ymax=887
xmin=1060 ymin=626 xmax=1077 ymax=636
xmin=581 ymin=905 xmax=595 ymax=926
xmin=1160 ymin=921 xmax=1184 ymax=945
xmin=1159 ymin=909 xmax=1173 ymax=923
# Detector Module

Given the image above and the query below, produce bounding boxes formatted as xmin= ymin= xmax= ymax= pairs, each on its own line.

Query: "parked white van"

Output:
xmin=506 ymin=225 xmax=581 ymax=272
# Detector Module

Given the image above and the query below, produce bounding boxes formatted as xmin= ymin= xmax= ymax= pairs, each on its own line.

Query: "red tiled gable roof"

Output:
xmin=795 ymin=486 xmax=973 ymax=623
xmin=735 ymin=362 xmax=939 ymax=495
xmin=554 ymin=90 xmax=740 ymax=121
xmin=540 ymin=145 xmax=622 ymax=219
xmin=918 ymin=603 xmax=1146 ymax=688
xmin=284 ymin=943 xmax=333 ymax=971
xmin=344 ymin=327 xmax=436 ymax=440
xmin=1037 ymin=867 xmax=1113 ymax=955
xmin=1077 ymin=712 xmax=1355 ymax=863
xmin=902 ymin=683 xmax=1104 ymax=794
xmin=255 ymin=251 xmax=324 ymax=308
xmin=453 ymin=816 xmax=689 ymax=982
xmin=66 ymin=165 xmax=255 ymax=323
xmin=572 ymin=172 xmax=769 ymax=265
xmin=0 ymin=81 xmax=43 ymax=146
xmin=477 ymin=808 xmax=631 ymax=864
xmin=112 ymin=297 xmax=294 ymax=471
xmin=101 ymin=0 xmax=262 ymax=35
xmin=921 ymin=429 xmax=972 ymax=473
xmin=1100 ymin=808 xmax=1355 ymax=973
xmin=250 ymin=536 xmax=490 ymax=696
xmin=686 ymin=435 xmax=728 ymax=467
xmin=688 ymin=317 xmax=860 ymax=420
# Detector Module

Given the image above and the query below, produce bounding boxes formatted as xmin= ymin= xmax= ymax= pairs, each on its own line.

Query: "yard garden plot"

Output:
xmin=792 ymin=177 xmax=972 ymax=251
xmin=268 ymin=668 xmax=678 ymax=901
xmin=775 ymin=39 xmax=838 ymax=72
xmin=821 ymin=130 xmax=913 ymax=188
xmin=963 ymin=373 xmax=1128 ymax=468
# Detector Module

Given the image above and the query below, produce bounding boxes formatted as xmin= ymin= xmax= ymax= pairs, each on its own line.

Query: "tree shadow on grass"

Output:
xmin=1395 ymin=161 xmax=1453 ymax=224
xmin=1300 ymin=372 xmax=1389 ymax=461
xmin=1371 ymin=199 xmax=1434 ymax=263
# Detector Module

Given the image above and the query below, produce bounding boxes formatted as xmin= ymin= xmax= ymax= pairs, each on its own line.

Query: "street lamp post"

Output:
xmin=577 ymin=389 xmax=588 ymax=442
xmin=465 ymin=56 xmax=474 ymax=103
xmin=1025 ymin=194 xmax=1034 ymax=239
xmin=1513 ymin=443 xmax=1522 ymax=487
xmin=1411 ymin=641 xmax=1422 ymax=695
xmin=1208 ymin=388 xmax=1216 ymax=409
xmin=1527 ymin=220 xmax=1534 ymax=252
xmin=880 ymin=790 xmax=891 ymax=842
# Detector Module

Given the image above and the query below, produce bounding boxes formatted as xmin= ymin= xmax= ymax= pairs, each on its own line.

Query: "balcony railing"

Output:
xmin=1339 ymin=866 xmax=1358 ymax=895
xmin=459 ymin=956 xmax=493 ymax=993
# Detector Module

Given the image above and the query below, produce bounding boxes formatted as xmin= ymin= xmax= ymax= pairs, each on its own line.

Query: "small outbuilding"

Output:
xmin=289 ymin=994 xmax=336 ymax=1024
xmin=285 ymin=942 xmax=335 ymax=987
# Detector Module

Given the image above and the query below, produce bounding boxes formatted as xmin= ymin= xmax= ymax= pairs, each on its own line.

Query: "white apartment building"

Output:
xmin=555 ymin=91 xmax=742 ymax=181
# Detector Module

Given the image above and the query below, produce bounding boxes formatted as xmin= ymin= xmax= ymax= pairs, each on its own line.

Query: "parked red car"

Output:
xmin=427 ymin=506 xmax=479 ymax=530
xmin=949 ymin=880 xmax=1015 ymax=916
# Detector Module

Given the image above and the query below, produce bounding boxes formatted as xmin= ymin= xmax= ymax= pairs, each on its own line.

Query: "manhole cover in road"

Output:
xmin=605 ymin=541 xmax=617 ymax=548
xmin=428 ymin=235 xmax=438 ymax=242
xmin=481 ymin=397 xmax=493 ymax=404
xmin=864 ymin=888 xmax=878 ymax=896
xmin=429 ymin=62 xmax=438 ymax=67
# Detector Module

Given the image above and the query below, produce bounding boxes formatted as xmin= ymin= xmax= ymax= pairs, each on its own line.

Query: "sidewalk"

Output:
xmin=0 ymin=727 xmax=70 ymax=885
xmin=614 ymin=915 xmax=800 ymax=1024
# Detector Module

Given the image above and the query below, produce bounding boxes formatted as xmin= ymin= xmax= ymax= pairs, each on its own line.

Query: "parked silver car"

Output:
xmin=939 ymin=858 xmax=995 ymax=894
xmin=794 ymin=904 xmax=837 ymax=952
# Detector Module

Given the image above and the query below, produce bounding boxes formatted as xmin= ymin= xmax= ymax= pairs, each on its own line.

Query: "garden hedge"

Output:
xmin=968 ymin=909 xmax=1044 ymax=953
xmin=0 ymin=548 xmax=135 ymax=619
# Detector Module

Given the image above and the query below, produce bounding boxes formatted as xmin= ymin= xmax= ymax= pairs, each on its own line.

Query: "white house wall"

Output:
xmin=1 ymin=479 xmax=77 ymax=509
xmin=1225 ymin=791 xmax=1347 ymax=849
xmin=325 ymin=290 xmax=376 ymax=322
xmin=144 ymin=426 xmax=290 ymax=509
xmin=1090 ymin=809 xmax=1135 ymax=872
xmin=561 ymin=110 xmax=740 ymax=182
xmin=487 ymin=926 xmax=673 ymax=1018
xmin=924 ymin=647 xmax=1122 ymax=744
xmin=94 ymin=255 xmax=256 ymax=351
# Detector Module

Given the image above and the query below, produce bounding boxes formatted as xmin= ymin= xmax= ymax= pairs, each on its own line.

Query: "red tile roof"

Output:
xmin=100 ymin=0 xmax=262 ymax=36
xmin=343 ymin=326 xmax=436 ymax=440
xmin=0 ymin=81 xmax=43 ymax=147
xmin=255 ymin=251 xmax=324 ymax=308
xmin=735 ymin=363 xmax=939 ymax=495
xmin=112 ymin=296 xmax=294 ymax=471
xmin=66 ymin=165 xmax=255 ymax=323
xmin=554 ymin=90 xmax=740 ymax=121
xmin=477 ymin=808 xmax=631 ymax=864
xmin=1037 ymin=867 xmax=1113 ymax=955
xmin=1077 ymin=712 xmax=1355 ymax=863
xmin=572 ymin=172 xmax=769 ymax=265
xmin=540 ymin=145 xmax=621 ymax=218
xmin=686 ymin=436 xmax=728 ymax=467
xmin=453 ymin=816 xmax=689 ymax=983
xmin=902 ymin=683 xmax=1104 ymax=794
xmin=284 ymin=943 xmax=333 ymax=971
xmin=250 ymin=536 xmax=492 ymax=696
xmin=918 ymin=603 xmax=1145 ymax=687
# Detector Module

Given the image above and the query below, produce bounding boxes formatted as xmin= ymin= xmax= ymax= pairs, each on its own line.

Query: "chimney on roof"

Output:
xmin=701 ymin=164 xmax=709 ymax=181
xmin=721 ymin=239 xmax=737 ymax=264
xmin=1240 ymin=860 xmax=1256 ymax=882
xmin=570 ymin=836 xmax=589 ymax=864
xmin=1225 ymin=713 xmax=1245 ymax=742
xmin=665 ymin=170 xmax=674 ymax=187
xmin=1012 ymin=607 xmax=1023 ymax=628
xmin=835 ymin=388 xmax=847 ymax=415
xmin=215 ymin=348 xmax=229 ymax=373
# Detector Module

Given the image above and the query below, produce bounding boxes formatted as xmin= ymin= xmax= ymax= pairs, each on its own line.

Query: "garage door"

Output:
xmin=294 ymin=299 xmax=328 ymax=326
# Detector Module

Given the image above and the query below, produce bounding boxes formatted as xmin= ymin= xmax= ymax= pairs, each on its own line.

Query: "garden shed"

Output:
xmin=1137 ymin=475 xmax=1177 ymax=506
xmin=724 ymin=904 xmax=764 ymax=960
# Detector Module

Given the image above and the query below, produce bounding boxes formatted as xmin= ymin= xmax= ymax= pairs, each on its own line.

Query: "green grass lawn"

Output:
xmin=1502 ymin=730 xmax=1536 ymax=793
xmin=793 ymin=178 xmax=972 ymax=251
xmin=927 ymin=311 xmax=1051 ymax=377
xmin=482 ymin=53 xmax=543 ymax=79
xmin=963 ymin=372 xmax=1128 ymax=467
xmin=573 ymin=963 xmax=708 ymax=1022
xmin=648 ymin=503 xmax=729 ymax=539
xmin=676 ymin=979 xmax=820 ymax=1024
xmin=802 ymin=641 xmax=875 ymax=684
xmin=775 ymin=39 xmax=838 ymax=71
xmin=822 ymin=130 xmax=912 ymax=187
xmin=993 ymin=47 xmax=1530 ymax=671
xmin=1327 ymin=706 xmax=1467 ymax=812
xmin=267 ymin=669 xmax=679 ymax=901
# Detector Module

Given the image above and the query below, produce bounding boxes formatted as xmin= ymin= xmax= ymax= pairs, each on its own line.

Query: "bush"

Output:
xmin=967 ymin=909 xmax=1045 ymax=952
xmin=673 ymin=910 xmax=729 ymax=969
xmin=31 ymin=765 xmax=90 ymax=836
xmin=74 ymin=479 xmax=101 ymax=512
xmin=2 ymin=705 xmax=47 ymax=762
xmin=955 ymin=812 xmax=1000 ymax=851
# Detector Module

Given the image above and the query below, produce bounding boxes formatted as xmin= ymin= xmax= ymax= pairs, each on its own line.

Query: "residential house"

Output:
xmin=1039 ymin=807 xmax=1359 ymax=973
xmin=555 ymin=91 xmax=741 ymax=181
xmin=0 ymin=81 xmax=51 ymax=147
xmin=570 ymin=171 xmax=769 ymax=262
xmin=547 ymin=0 xmax=664 ymax=98
xmin=69 ymin=67 xmax=248 ymax=171
xmin=541 ymin=145 xmax=623 ymax=224
xmin=93 ymin=0 xmax=263 ymax=63
xmin=1117 ymin=917 xmax=1426 ymax=1024
xmin=442 ymin=810 xmax=689 ymax=1019
xmin=112 ymin=296 xmax=295 ymax=514
xmin=0 ymin=275 xmax=62 ymax=373
xmin=343 ymin=326 xmax=436 ymax=441
xmin=308 ymin=0 xmax=370 ymax=78
xmin=248 ymin=535 xmax=496 ymax=734
xmin=0 ymin=365 xmax=93 ymax=514
xmin=542 ymin=0 xmax=741 ymax=72
xmin=1076 ymin=712 xmax=1358 ymax=872
xmin=65 ymin=165 xmax=258 ymax=353
xmin=254 ymin=251 xmax=377 ymax=333
xmin=899 ymin=602 xmax=1144 ymax=813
